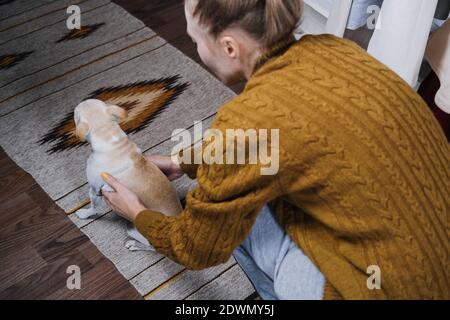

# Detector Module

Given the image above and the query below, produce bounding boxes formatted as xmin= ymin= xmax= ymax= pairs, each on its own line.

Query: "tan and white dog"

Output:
xmin=74 ymin=99 xmax=182 ymax=251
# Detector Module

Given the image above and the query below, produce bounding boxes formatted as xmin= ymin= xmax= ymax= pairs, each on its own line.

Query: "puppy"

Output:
xmin=74 ymin=99 xmax=182 ymax=251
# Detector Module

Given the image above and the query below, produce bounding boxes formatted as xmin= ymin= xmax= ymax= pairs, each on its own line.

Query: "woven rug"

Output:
xmin=0 ymin=0 xmax=254 ymax=299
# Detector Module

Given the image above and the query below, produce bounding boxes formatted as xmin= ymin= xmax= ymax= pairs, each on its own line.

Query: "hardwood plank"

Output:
xmin=0 ymin=147 xmax=141 ymax=299
xmin=0 ymin=190 xmax=66 ymax=253
xmin=0 ymin=249 xmax=92 ymax=299
xmin=0 ymin=245 xmax=46 ymax=292
xmin=0 ymin=162 xmax=36 ymax=200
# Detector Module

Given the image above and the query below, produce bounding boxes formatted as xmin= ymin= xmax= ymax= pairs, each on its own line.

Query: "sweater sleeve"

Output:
xmin=177 ymin=145 xmax=200 ymax=180
xmin=135 ymin=157 xmax=283 ymax=270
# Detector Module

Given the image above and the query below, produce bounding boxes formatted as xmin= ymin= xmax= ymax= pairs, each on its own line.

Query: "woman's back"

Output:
xmin=212 ymin=34 xmax=450 ymax=299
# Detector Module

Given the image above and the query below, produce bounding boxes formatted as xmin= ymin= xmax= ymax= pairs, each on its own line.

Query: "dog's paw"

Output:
xmin=125 ymin=240 xmax=155 ymax=252
xmin=125 ymin=240 xmax=141 ymax=251
xmin=75 ymin=208 xmax=97 ymax=220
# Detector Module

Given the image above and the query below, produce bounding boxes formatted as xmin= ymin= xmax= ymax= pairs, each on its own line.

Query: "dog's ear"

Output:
xmin=75 ymin=122 xmax=90 ymax=142
xmin=107 ymin=104 xmax=127 ymax=122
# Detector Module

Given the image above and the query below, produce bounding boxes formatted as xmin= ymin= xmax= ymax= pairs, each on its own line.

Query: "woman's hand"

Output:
xmin=145 ymin=155 xmax=184 ymax=181
xmin=101 ymin=172 xmax=147 ymax=222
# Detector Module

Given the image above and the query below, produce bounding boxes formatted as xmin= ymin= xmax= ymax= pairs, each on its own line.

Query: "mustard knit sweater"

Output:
xmin=135 ymin=34 xmax=450 ymax=299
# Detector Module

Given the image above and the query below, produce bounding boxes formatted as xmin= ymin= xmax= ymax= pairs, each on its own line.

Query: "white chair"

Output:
xmin=298 ymin=0 xmax=440 ymax=89
xmin=298 ymin=0 xmax=353 ymax=37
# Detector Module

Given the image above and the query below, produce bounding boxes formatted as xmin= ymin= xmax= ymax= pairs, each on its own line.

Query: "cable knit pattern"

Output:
xmin=135 ymin=34 xmax=450 ymax=300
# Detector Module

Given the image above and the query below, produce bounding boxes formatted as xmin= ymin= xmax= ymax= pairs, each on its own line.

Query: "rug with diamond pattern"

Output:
xmin=0 ymin=0 xmax=254 ymax=300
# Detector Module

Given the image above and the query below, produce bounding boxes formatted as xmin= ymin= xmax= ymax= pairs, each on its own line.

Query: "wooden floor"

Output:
xmin=0 ymin=0 xmax=445 ymax=300
xmin=0 ymin=148 xmax=141 ymax=299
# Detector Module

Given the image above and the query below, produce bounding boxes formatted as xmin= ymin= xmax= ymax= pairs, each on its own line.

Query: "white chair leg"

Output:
xmin=326 ymin=0 xmax=354 ymax=37
xmin=367 ymin=0 xmax=438 ymax=88
xmin=299 ymin=0 xmax=353 ymax=37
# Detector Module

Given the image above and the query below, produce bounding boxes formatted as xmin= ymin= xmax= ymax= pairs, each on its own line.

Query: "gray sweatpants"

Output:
xmin=233 ymin=204 xmax=325 ymax=300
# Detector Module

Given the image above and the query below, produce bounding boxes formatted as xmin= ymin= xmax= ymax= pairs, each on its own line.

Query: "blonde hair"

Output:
xmin=187 ymin=0 xmax=303 ymax=49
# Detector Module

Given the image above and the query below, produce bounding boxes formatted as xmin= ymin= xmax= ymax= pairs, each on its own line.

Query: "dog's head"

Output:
xmin=74 ymin=99 xmax=127 ymax=142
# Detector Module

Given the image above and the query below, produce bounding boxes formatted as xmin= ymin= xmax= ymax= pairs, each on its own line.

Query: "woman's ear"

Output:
xmin=107 ymin=104 xmax=127 ymax=122
xmin=75 ymin=122 xmax=90 ymax=142
xmin=220 ymin=36 xmax=239 ymax=59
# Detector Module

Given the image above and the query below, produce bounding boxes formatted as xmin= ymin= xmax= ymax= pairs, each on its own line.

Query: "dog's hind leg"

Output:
xmin=125 ymin=221 xmax=156 ymax=252
xmin=75 ymin=187 xmax=101 ymax=219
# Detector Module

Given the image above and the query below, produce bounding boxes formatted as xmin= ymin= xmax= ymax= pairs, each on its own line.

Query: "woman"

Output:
xmin=102 ymin=0 xmax=449 ymax=299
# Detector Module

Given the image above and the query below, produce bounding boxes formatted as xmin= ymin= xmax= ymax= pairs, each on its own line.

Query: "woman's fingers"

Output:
xmin=102 ymin=190 xmax=114 ymax=205
xmin=101 ymin=172 xmax=122 ymax=192
xmin=98 ymin=171 xmax=148 ymax=221
xmin=145 ymin=155 xmax=184 ymax=181
xmin=101 ymin=172 xmax=121 ymax=211
xmin=103 ymin=189 xmax=112 ymax=202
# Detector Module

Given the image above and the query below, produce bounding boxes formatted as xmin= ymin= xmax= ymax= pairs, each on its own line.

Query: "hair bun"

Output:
xmin=191 ymin=0 xmax=303 ymax=49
